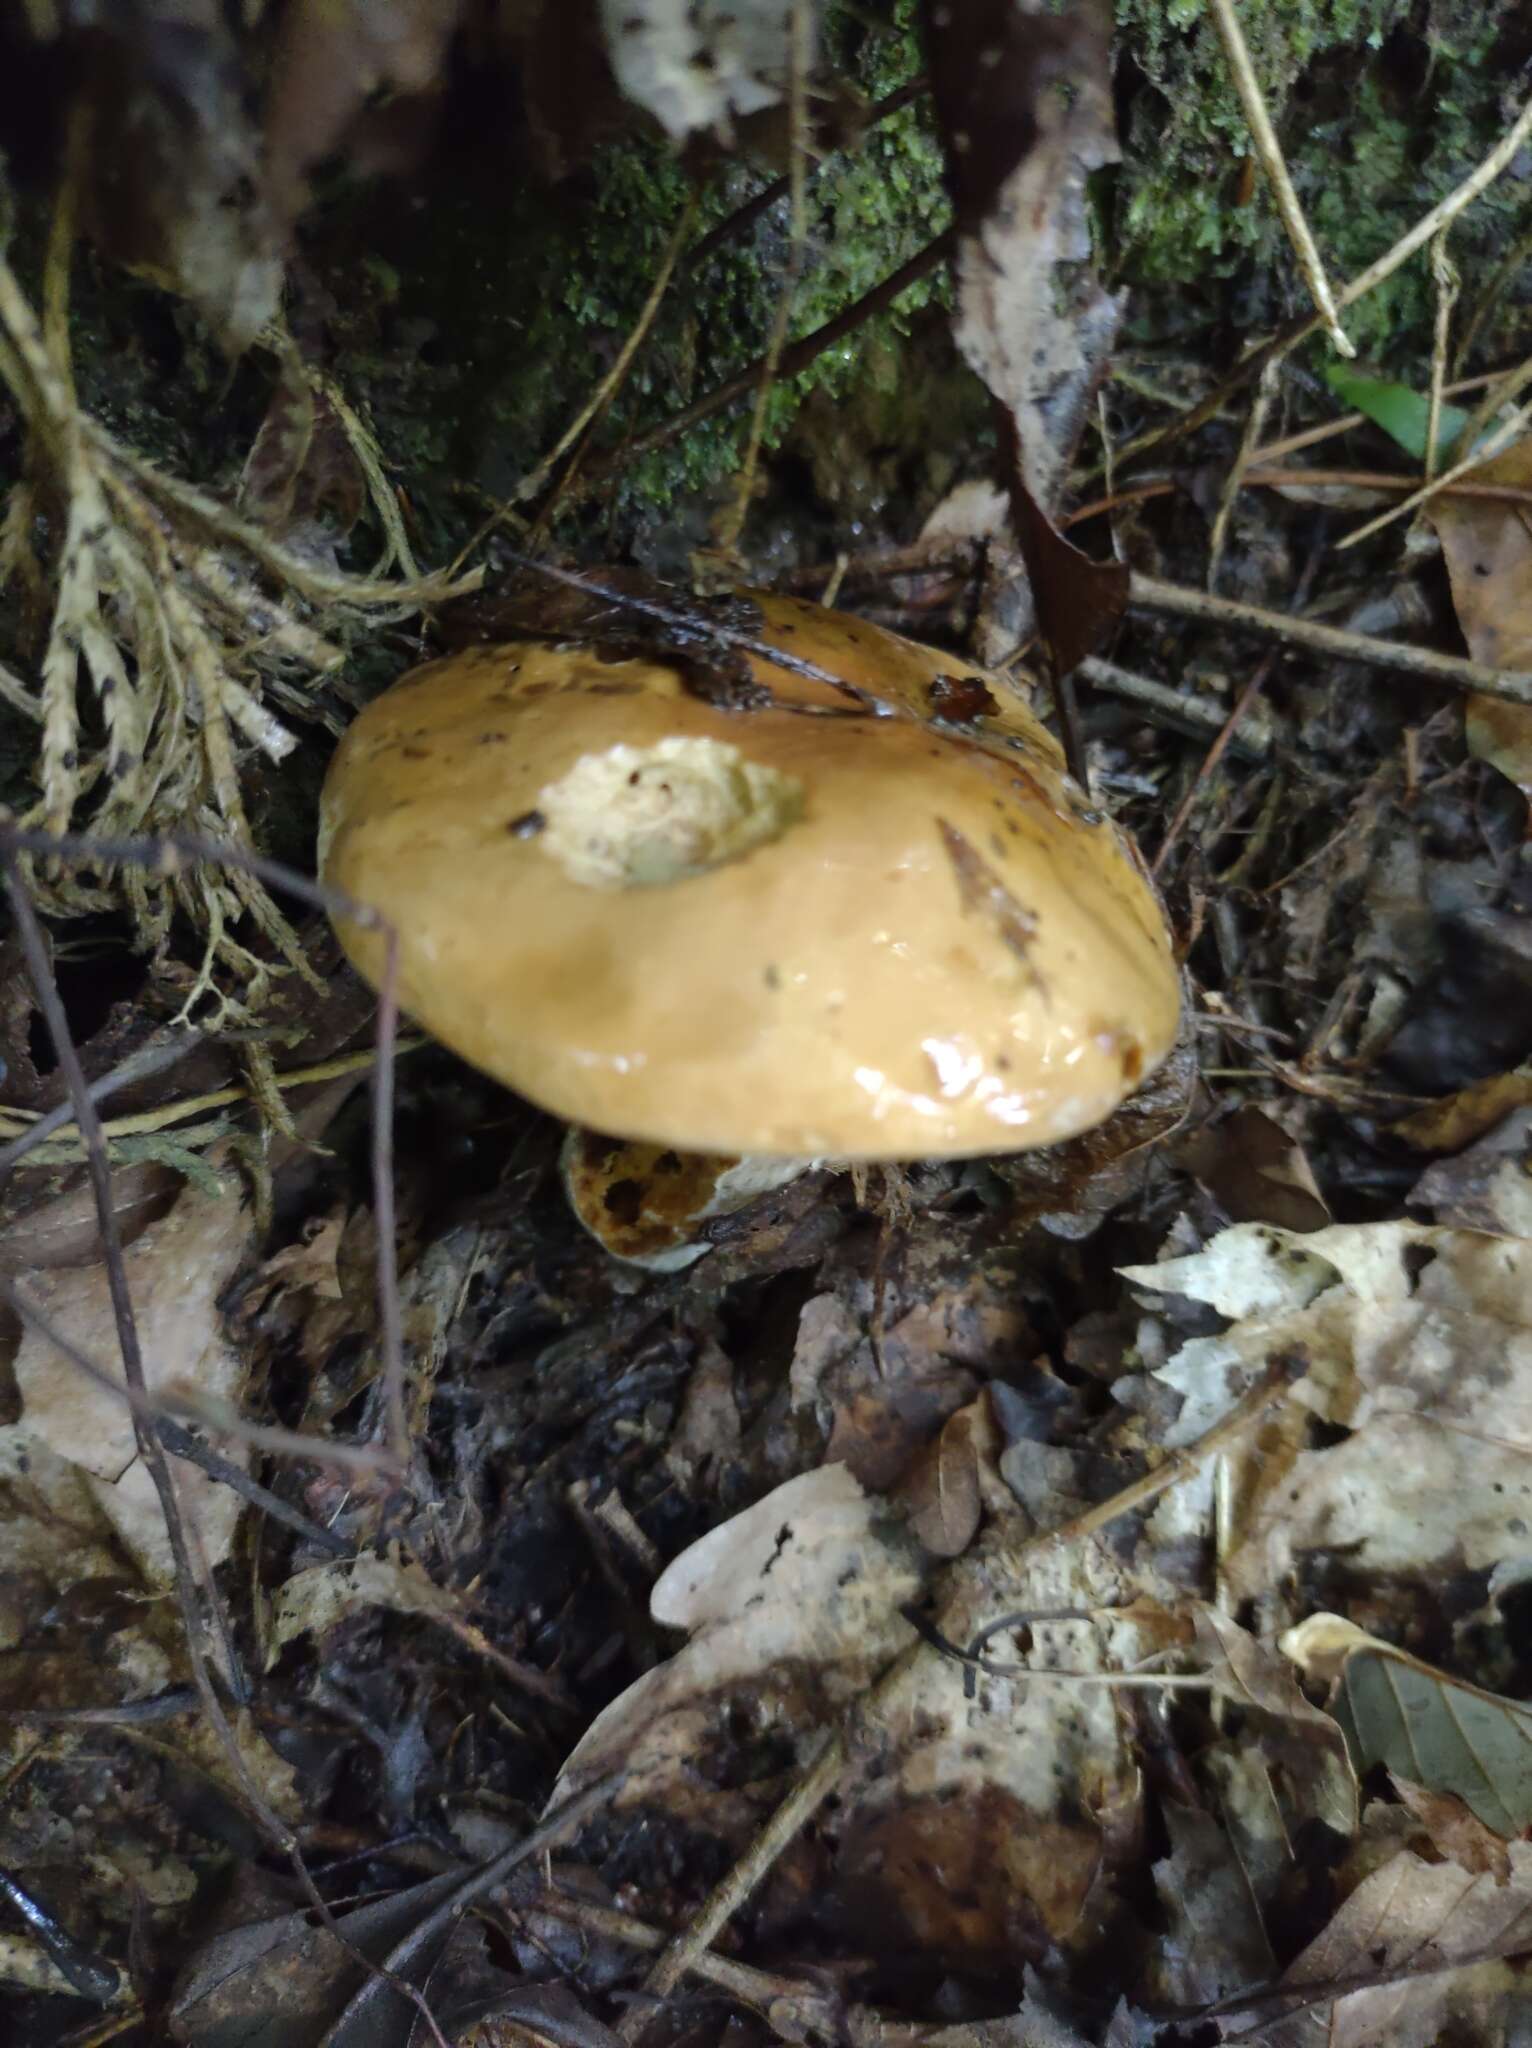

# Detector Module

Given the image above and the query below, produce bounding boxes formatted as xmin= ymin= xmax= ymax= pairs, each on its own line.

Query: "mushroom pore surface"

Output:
xmin=318 ymin=592 xmax=1181 ymax=1158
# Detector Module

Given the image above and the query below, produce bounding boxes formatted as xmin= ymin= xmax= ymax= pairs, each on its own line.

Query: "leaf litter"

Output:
xmin=3 ymin=3 xmax=1532 ymax=2047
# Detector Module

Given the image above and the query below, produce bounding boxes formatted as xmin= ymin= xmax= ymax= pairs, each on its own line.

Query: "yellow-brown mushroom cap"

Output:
xmin=319 ymin=592 xmax=1180 ymax=1158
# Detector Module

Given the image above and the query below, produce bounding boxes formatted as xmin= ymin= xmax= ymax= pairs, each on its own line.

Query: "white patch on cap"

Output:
xmin=538 ymin=737 xmax=804 ymax=888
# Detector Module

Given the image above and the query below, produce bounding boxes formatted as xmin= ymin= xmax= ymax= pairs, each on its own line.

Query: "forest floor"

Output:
xmin=1 ymin=4 xmax=1532 ymax=2046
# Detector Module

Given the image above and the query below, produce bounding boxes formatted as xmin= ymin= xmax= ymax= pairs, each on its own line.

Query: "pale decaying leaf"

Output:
xmin=598 ymin=0 xmax=813 ymax=140
xmin=12 ymin=1174 xmax=254 ymax=1581
xmin=1283 ymin=1613 xmax=1532 ymax=1838
xmin=1120 ymin=1221 xmax=1532 ymax=1603
xmin=555 ymin=1461 xmax=1189 ymax=1968
xmin=268 ymin=1549 xmax=460 ymax=1662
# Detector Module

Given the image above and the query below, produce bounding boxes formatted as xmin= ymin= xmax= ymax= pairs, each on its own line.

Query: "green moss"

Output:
xmin=1112 ymin=0 xmax=1526 ymax=368
xmin=303 ymin=0 xmax=952 ymax=539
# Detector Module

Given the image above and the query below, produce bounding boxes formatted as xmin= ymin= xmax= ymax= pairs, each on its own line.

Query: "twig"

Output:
xmin=1152 ymin=653 xmax=1278 ymax=877
xmin=1208 ymin=356 xmax=1281 ymax=588
xmin=616 ymin=1362 xmax=1296 ymax=2033
xmin=0 ymin=822 xmax=447 ymax=2046
xmin=0 ymin=1275 xmax=355 ymax=1553
xmin=319 ymin=1772 xmax=621 ymax=2044
xmin=0 ymin=1029 xmax=199 ymax=1179
xmin=0 ymin=1040 xmax=424 ymax=1167
xmin=1113 ymin=92 xmax=1532 ymax=471
xmin=1127 ymin=570 xmax=1532 ymax=703
xmin=529 ymin=1884 xmax=860 ymax=2031
xmin=1245 ymin=368 xmax=1503 ymax=465
xmin=1155 ymin=526 xmax=1325 ymax=873
xmin=1076 ymin=656 xmax=1273 ymax=758
xmin=568 ymin=233 xmax=953 ymax=506
xmin=1425 ymin=230 xmax=1460 ymax=483
xmin=1204 ymin=0 xmax=1352 ymax=355
xmin=488 ymin=547 xmax=885 ymax=712
xmin=477 ymin=195 xmax=698 ymax=554
xmin=684 ymin=77 xmax=929 ymax=273
xmin=0 ymin=818 xmax=412 ymax=1483
xmin=1245 ymin=466 xmax=1532 ymax=505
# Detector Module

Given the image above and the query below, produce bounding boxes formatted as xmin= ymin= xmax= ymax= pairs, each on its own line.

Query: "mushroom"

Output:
xmin=560 ymin=1129 xmax=813 ymax=1270
xmin=319 ymin=589 xmax=1180 ymax=1249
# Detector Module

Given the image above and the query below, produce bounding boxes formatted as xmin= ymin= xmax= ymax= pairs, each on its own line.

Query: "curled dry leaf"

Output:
xmin=1282 ymin=1613 xmax=1532 ymax=1838
xmin=12 ymin=1169 xmax=254 ymax=1581
xmin=1147 ymin=1800 xmax=1275 ymax=2008
xmin=1392 ymin=1067 xmax=1532 ymax=1154
xmin=900 ymin=1399 xmax=996 ymax=1558
xmin=924 ymin=0 xmax=1128 ymax=671
xmin=1121 ymin=1221 xmax=1532 ymax=1612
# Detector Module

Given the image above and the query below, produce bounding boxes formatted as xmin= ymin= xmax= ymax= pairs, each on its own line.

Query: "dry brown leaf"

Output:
xmin=1195 ymin=1606 xmax=1359 ymax=1843
xmin=268 ymin=1549 xmax=460 ymax=1661
xmin=1431 ymin=437 xmax=1532 ymax=672
xmin=1393 ymin=1067 xmax=1532 ymax=1152
xmin=1391 ymin=1779 xmax=1512 ymax=1883
xmin=1429 ymin=435 xmax=1532 ymax=813
xmin=13 ymin=1169 xmax=254 ymax=1579
xmin=1465 ymin=694 xmax=1532 ymax=813
xmin=1178 ymin=1105 xmax=1331 ymax=1233
xmin=901 ymin=1400 xmax=990 ymax=1558
xmin=1147 ymin=1800 xmax=1275 ymax=2007
xmin=925 ymin=0 xmax=1127 ymax=671
xmin=555 ymin=1450 xmax=1194 ymax=1972
xmin=1234 ymin=1844 xmax=1532 ymax=2048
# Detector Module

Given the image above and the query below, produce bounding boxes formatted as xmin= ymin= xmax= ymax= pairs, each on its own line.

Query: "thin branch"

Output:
xmin=0 ymin=1039 xmax=424 ymax=1167
xmin=714 ymin=0 xmax=813 ymax=557
xmin=567 ymin=232 xmax=953 ymax=506
xmin=0 ymin=819 xmax=412 ymax=1484
xmin=1076 ymin=655 xmax=1274 ymax=759
xmin=1424 ymin=229 xmax=1460 ymax=483
xmin=0 ymin=1029 xmax=199 ymax=1179
xmin=685 ymin=76 xmax=929 ymax=273
xmin=1128 ymin=570 xmax=1532 ymax=703
xmin=1205 ymin=0 xmax=1352 ymax=354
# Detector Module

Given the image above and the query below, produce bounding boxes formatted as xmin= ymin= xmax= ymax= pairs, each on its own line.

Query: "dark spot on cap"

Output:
xmin=602 ymin=1177 xmax=645 ymax=1224
xmin=508 ymin=809 xmax=546 ymax=838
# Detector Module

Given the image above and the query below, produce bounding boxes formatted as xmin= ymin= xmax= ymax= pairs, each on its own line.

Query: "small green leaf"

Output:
xmin=1324 ymin=363 xmax=1472 ymax=464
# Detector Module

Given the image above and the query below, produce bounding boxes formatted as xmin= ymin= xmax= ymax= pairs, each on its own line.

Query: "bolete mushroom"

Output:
xmin=319 ymin=589 xmax=1180 ymax=1239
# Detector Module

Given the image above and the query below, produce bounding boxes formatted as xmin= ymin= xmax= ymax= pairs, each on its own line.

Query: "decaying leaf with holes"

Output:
xmin=1120 ymin=1221 xmax=1532 ymax=1632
